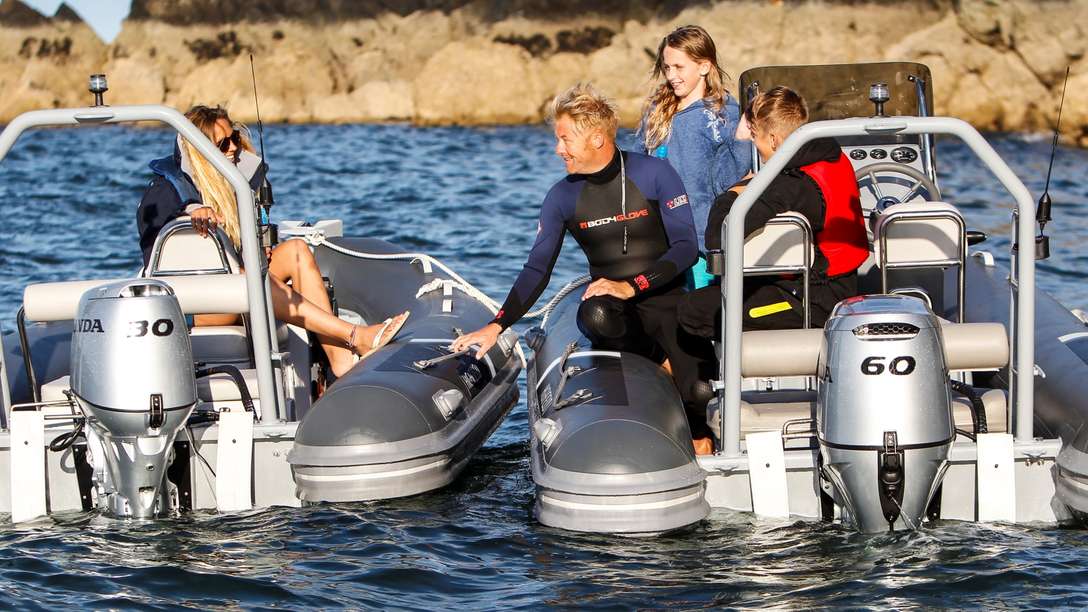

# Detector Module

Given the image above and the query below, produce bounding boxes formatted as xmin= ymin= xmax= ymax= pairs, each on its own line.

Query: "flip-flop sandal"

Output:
xmin=354 ymin=311 xmax=410 ymax=362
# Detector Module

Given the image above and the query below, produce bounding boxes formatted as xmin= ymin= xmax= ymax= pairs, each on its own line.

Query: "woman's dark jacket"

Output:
xmin=136 ymin=146 xmax=267 ymax=267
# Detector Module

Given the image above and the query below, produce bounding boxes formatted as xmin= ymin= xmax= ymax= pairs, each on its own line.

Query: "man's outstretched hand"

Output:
xmin=582 ymin=278 xmax=635 ymax=301
xmin=451 ymin=322 xmax=502 ymax=359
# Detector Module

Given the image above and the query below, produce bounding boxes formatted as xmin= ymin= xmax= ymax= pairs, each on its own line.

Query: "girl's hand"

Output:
xmin=735 ymin=115 xmax=752 ymax=142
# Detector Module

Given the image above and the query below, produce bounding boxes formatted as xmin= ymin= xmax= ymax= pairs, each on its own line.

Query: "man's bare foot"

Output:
xmin=692 ymin=436 xmax=714 ymax=456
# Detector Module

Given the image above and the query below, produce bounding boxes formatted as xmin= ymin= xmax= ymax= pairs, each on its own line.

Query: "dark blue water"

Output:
xmin=0 ymin=124 xmax=1087 ymax=609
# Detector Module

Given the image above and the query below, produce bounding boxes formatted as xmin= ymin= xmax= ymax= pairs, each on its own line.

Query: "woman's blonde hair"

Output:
xmin=641 ymin=25 xmax=731 ymax=151
xmin=180 ymin=105 xmax=254 ymax=249
xmin=547 ymin=82 xmax=619 ymax=139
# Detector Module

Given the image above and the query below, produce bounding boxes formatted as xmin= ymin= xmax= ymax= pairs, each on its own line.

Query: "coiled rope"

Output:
xmin=523 ymin=274 xmax=591 ymax=326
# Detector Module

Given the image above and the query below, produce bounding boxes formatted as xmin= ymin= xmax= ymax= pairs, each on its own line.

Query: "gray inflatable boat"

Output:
xmin=524 ymin=289 xmax=708 ymax=534
xmin=288 ymin=237 xmax=522 ymax=502
xmin=0 ymin=96 xmax=522 ymax=521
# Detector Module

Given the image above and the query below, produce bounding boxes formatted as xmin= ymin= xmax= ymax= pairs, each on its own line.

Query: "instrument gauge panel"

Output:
xmin=849 ymin=149 xmax=868 ymax=161
xmin=869 ymin=148 xmax=887 ymax=160
xmin=891 ymin=147 xmax=918 ymax=164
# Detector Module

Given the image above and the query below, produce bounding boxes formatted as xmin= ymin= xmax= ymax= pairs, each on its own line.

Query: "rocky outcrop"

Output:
xmin=125 ymin=0 xmax=688 ymax=25
xmin=1 ymin=0 xmax=1085 ymax=145
xmin=892 ymin=0 xmax=1086 ymax=137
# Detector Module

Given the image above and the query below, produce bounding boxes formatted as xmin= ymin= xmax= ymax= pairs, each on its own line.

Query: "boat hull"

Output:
xmin=287 ymin=238 xmax=522 ymax=502
xmin=526 ymin=290 xmax=708 ymax=534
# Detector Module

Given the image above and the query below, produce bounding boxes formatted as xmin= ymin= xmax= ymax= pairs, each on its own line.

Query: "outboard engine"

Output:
xmin=817 ymin=295 xmax=954 ymax=533
xmin=70 ymin=279 xmax=197 ymax=518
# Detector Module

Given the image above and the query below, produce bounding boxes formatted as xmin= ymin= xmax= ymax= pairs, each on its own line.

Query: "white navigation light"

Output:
xmin=869 ymin=82 xmax=889 ymax=103
xmin=869 ymin=82 xmax=889 ymax=116
xmin=89 ymin=73 xmax=108 ymax=106
xmin=89 ymin=74 xmax=108 ymax=93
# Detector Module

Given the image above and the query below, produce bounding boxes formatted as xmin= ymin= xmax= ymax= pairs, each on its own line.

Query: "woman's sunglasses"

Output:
xmin=216 ymin=129 xmax=241 ymax=153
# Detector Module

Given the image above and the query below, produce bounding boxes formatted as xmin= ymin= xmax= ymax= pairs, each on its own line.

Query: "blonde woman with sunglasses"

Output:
xmin=136 ymin=105 xmax=406 ymax=377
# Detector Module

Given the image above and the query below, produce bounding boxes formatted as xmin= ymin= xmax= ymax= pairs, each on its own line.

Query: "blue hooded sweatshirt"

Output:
xmin=638 ymin=94 xmax=752 ymax=253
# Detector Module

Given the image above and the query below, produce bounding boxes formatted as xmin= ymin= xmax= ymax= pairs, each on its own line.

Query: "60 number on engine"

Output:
xmin=860 ymin=355 xmax=916 ymax=376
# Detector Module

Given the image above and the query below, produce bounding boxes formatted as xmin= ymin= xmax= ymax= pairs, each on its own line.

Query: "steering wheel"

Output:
xmin=855 ymin=162 xmax=940 ymax=211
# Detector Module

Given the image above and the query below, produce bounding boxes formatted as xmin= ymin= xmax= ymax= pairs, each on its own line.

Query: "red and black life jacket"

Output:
xmin=799 ymin=153 xmax=868 ymax=277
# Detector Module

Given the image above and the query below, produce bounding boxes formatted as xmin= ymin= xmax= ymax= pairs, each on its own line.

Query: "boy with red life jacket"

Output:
xmin=677 ymin=86 xmax=869 ymax=335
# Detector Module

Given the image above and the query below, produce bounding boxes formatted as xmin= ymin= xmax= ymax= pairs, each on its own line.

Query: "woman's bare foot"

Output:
xmin=692 ymin=436 xmax=714 ymax=456
xmin=327 ymin=312 xmax=410 ymax=378
xmin=349 ymin=311 xmax=410 ymax=358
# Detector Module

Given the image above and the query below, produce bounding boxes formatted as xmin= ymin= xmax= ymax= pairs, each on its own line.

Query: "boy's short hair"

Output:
xmin=745 ymin=86 xmax=808 ymax=139
xmin=547 ymin=82 xmax=619 ymax=139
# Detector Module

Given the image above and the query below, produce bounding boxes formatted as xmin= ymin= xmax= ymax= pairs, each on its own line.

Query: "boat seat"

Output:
xmin=720 ymin=387 xmax=1008 ymax=437
xmin=871 ymin=201 xmax=966 ymax=321
xmin=21 ymin=275 xmax=253 ymax=401
xmin=191 ymin=325 xmax=251 ymax=366
xmin=23 ymin=275 xmax=249 ymax=322
xmin=739 ymin=321 xmax=1008 ymax=379
xmin=143 ymin=218 xmax=241 ymax=277
xmin=41 ymin=367 xmax=261 ymax=407
xmin=33 ymin=376 xmax=84 ymax=423
xmin=742 ymin=212 xmax=814 ymax=273
xmin=196 ymin=367 xmax=260 ymax=403
xmin=707 ymin=212 xmax=815 ymax=327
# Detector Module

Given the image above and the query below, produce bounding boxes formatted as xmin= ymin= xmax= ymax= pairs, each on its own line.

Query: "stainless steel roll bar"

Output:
xmin=0 ymin=105 xmax=281 ymax=422
xmin=718 ymin=116 xmax=1037 ymax=456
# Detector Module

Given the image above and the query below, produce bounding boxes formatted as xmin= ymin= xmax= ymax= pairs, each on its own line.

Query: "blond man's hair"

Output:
xmin=547 ymin=82 xmax=619 ymax=139
xmin=745 ymin=86 xmax=808 ymax=140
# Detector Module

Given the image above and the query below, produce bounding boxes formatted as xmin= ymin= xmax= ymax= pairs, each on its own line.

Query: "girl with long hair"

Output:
xmin=639 ymin=25 xmax=751 ymax=288
xmin=137 ymin=105 xmax=406 ymax=377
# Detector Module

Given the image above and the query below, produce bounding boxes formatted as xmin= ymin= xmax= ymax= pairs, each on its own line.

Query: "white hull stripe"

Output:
xmin=297 ymin=457 xmax=450 ymax=482
xmin=538 ymin=489 xmax=703 ymax=511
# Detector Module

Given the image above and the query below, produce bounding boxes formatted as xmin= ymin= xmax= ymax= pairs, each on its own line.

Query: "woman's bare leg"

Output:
xmin=193 ymin=313 xmax=241 ymax=326
xmin=268 ymin=239 xmax=342 ymax=355
xmin=268 ymin=239 xmax=403 ymax=346
xmin=269 ymin=239 xmax=331 ymax=312
xmin=269 ymin=276 xmax=406 ymax=377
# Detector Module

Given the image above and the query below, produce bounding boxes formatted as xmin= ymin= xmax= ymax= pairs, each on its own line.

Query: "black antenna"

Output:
xmin=249 ymin=53 xmax=267 ymax=163
xmin=249 ymin=53 xmax=276 ymax=252
xmin=1037 ymin=66 xmax=1069 ymax=228
xmin=1032 ymin=66 xmax=1070 ymax=261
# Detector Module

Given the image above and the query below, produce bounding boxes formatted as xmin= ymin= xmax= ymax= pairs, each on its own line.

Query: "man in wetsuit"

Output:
xmin=452 ymin=83 xmax=716 ymax=450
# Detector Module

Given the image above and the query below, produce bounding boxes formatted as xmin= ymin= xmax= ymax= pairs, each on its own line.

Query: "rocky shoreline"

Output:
xmin=1 ymin=0 xmax=1085 ymax=146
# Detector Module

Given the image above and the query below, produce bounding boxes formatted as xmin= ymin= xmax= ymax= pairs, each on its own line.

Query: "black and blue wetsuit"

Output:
xmin=493 ymin=149 xmax=697 ymax=327
xmin=494 ymin=149 xmax=716 ymax=437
